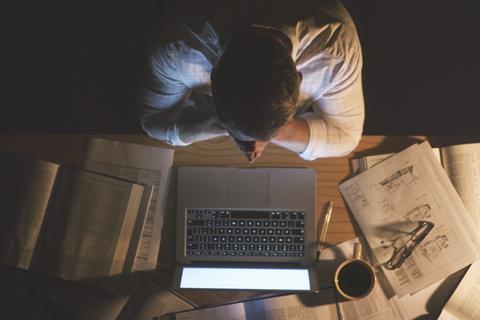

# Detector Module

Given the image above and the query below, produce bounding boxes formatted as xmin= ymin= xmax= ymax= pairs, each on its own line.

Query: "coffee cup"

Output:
xmin=334 ymin=242 xmax=376 ymax=300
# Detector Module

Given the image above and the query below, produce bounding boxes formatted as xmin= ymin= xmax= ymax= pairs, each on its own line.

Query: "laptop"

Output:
xmin=172 ymin=167 xmax=319 ymax=292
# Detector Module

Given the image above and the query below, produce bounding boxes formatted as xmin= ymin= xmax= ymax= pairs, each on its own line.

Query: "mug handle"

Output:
xmin=353 ymin=242 xmax=362 ymax=260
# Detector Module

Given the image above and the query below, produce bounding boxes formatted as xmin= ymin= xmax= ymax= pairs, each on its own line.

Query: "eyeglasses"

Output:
xmin=385 ymin=220 xmax=434 ymax=270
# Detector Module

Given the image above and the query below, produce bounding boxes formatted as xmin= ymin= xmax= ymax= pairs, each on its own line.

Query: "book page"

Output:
xmin=173 ymin=290 xmax=338 ymax=320
xmin=439 ymin=310 xmax=461 ymax=320
xmin=83 ymin=138 xmax=174 ymax=270
xmin=441 ymin=260 xmax=480 ymax=320
xmin=441 ymin=143 xmax=480 ymax=226
xmin=339 ymin=142 xmax=480 ymax=296
xmin=0 ymin=154 xmax=59 ymax=269
xmin=36 ymin=168 xmax=144 ymax=280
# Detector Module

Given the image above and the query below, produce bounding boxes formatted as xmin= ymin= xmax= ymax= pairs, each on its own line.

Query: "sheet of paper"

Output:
xmin=441 ymin=143 xmax=480 ymax=226
xmin=440 ymin=260 xmax=480 ymax=320
xmin=339 ymin=142 xmax=480 ymax=296
xmin=83 ymin=138 xmax=174 ymax=270
xmin=0 ymin=155 xmax=60 ymax=269
xmin=37 ymin=169 xmax=144 ymax=280
xmin=173 ymin=290 xmax=338 ymax=320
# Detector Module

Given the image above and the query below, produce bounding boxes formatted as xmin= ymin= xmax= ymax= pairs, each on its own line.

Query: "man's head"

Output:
xmin=211 ymin=27 xmax=302 ymax=142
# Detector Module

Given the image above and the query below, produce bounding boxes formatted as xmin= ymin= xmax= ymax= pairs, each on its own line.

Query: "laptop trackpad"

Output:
xmin=226 ymin=171 xmax=269 ymax=205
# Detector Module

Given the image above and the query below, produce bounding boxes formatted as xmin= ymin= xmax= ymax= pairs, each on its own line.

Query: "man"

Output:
xmin=139 ymin=0 xmax=364 ymax=161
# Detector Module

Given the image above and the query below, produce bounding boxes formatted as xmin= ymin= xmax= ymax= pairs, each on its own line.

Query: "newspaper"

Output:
xmin=83 ymin=138 xmax=174 ymax=270
xmin=339 ymin=142 xmax=480 ymax=296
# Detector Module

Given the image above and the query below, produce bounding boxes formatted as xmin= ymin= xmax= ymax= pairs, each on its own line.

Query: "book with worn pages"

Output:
xmin=83 ymin=138 xmax=174 ymax=271
xmin=0 ymin=152 xmax=153 ymax=281
xmin=339 ymin=142 xmax=480 ymax=297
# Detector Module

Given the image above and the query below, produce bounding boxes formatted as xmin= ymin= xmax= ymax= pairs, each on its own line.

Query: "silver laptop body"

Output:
xmin=176 ymin=167 xmax=317 ymax=266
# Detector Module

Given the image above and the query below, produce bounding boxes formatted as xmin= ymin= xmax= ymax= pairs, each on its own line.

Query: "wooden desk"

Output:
xmin=0 ymin=134 xmax=426 ymax=306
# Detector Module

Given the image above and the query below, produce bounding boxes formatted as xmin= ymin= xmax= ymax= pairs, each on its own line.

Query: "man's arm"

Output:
xmin=297 ymin=75 xmax=365 ymax=160
xmin=271 ymin=118 xmax=310 ymax=154
xmin=139 ymin=45 xmax=226 ymax=145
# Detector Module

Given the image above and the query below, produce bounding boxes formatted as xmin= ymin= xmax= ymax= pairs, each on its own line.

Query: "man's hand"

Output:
xmin=229 ymin=118 xmax=309 ymax=162
xmin=231 ymin=136 xmax=269 ymax=163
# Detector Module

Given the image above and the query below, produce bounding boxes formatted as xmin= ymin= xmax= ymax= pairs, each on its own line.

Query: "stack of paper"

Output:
xmin=339 ymin=142 xmax=480 ymax=297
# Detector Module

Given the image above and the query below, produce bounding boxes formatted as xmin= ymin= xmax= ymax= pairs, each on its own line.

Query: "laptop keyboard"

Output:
xmin=185 ymin=209 xmax=306 ymax=258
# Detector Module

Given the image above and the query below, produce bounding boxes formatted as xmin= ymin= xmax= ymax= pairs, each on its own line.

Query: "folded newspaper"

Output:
xmin=339 ymin=142 xmax=480 ymax=297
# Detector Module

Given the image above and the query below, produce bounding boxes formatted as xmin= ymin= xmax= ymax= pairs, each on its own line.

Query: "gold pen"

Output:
xmin=316 ymin=200 xmax=333 ymax=261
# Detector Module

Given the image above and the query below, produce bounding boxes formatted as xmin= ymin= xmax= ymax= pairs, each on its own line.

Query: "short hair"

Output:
xmin=211 ymin=28 xmax=301 ymax=141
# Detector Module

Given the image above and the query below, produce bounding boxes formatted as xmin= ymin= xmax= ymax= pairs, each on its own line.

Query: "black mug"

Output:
xmin=334 ymin=242 xmax=376 ymax=300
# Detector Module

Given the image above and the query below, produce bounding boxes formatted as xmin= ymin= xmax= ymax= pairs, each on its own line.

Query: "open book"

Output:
xmin=339 ymin=142 xmax=480 ymax=296
xmin=0 ymin=152 xmax=153 ymax=281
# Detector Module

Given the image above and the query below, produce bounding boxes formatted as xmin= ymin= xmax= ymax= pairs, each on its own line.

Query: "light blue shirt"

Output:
xmin=139 ymin=0 xmax=364 ymax=160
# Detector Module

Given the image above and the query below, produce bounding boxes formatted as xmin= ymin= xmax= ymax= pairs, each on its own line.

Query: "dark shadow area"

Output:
xmin=413 ymin=266 xmax=466 ymax=319
xmin=2 ymin=0 xmax=161 ymax=133
xmin=343 ymin=0 xmax=480 ymax=136
xmin=0 ymin=265 xmax=130 ymax=320
xmin=2 ymin=0 xmax=480 ymax=135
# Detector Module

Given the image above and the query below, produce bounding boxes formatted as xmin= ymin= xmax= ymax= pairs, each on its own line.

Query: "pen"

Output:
xmin=316 ymin=200 xmax=333 ymax=261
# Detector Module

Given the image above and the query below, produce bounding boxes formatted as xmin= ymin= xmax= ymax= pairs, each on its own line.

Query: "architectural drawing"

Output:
xmin=420 ymin=235 xmax=449 ymax=264
xmin=402 ymin=204 xmax=432 ymax=223
xmin=379 ymin=166 xmax=418 ymax=193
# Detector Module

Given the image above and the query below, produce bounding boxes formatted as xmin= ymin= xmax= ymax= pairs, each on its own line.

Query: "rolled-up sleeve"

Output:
xmin=299 ymin=73 xmax=364 ymax=160
xmin=297 ymin=17 xmax=364 ymax=160
xmin=138 ymin=44 xmax=191 ymax=146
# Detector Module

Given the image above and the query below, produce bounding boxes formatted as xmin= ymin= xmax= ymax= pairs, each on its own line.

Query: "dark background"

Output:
xmin=2 ymin=0 xmax=480 ymax=135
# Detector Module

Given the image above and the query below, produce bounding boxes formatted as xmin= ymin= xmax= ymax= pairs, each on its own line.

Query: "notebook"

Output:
xmin=172 ymin=167 xmax=319 ymax=292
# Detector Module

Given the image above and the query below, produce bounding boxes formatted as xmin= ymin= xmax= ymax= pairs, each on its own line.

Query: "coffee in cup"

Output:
xmin=334 ymin=242 xmax=376 ymax=300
